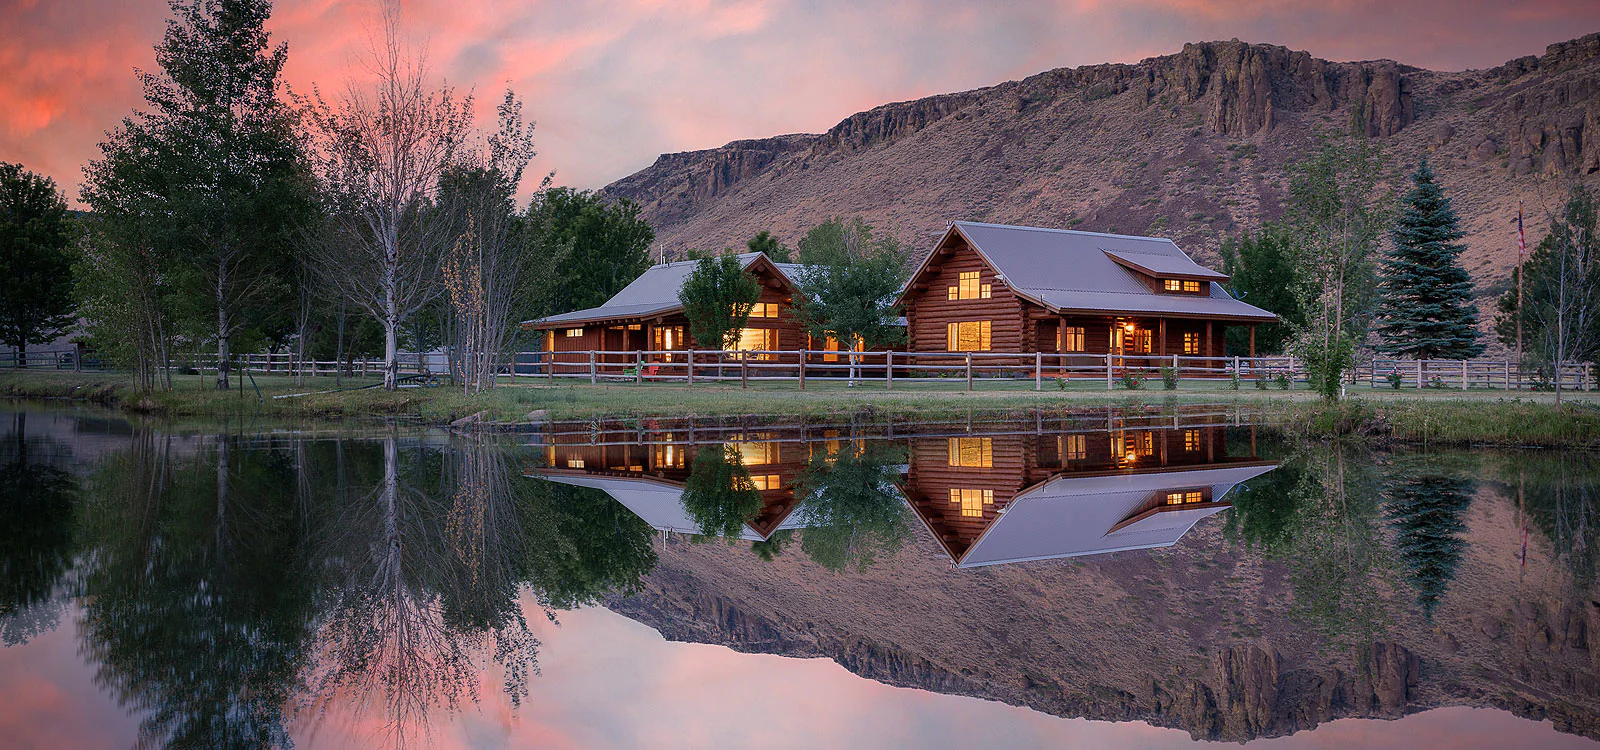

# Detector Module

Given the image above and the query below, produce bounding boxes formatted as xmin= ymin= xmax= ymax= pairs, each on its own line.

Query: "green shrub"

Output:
xmin=1254 ymin=372 xmax=1269 ymax=390
xmin=1275 ymin=372 xmax=1291 ymax=390
xmin=1159 ymin=366 xmax=1178 ymax=390
xmin=1229 ymin=371 xmax=1241 ymax=390
xmin=1385 ymin=371 xmax=1403 ymax=390
xmin=1119 ymin=371 xmax=1146 ymax=390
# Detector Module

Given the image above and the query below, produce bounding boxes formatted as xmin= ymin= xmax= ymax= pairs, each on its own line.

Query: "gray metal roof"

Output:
xmin=952 ymin=462 xmax=1277 ymax=568
xmin=943 ymin=222 xmax=1277 ymax=322
xmin=537 ymin=472 xmax=811 ymax=542
xmin=529 ymin=252 xmax=805 ymax=327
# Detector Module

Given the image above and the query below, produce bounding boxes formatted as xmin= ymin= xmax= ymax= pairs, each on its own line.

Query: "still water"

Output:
xmin=2 ymin=405 xmax=1598 ymax=749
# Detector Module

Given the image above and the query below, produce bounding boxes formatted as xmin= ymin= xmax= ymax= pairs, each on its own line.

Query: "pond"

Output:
xmin=2 ymin=404 xmax=1598 ymax=749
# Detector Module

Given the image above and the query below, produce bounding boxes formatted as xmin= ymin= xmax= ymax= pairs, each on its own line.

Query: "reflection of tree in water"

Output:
xmin=76 ymin=428 xmax=318 ymax=749
xmin=64 ymin=427 xmax=660 ymax=748
xmin=305 ymin=434 xmax=540 ymax=744
xmin=1227 ymin=445 xmax=1399 ymax=650
xmin=1382 ymin=469 xmax=1474 ymax=619
xmin=1485 ymin=452 xmax=1600 ymax=586
xmin=681 ymin=445 xmax=764 ymax=539
xmin=0 ymin=412 xmax=77 ymax=645
xmin=793 ymin=442 xmax=912 ymax=571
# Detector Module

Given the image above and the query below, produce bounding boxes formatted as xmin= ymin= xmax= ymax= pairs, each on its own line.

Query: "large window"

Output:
xmin=1183 ymin=429 xmax=1200 ymax=452
xmin=565 ymin=328 xmax=584 ymax=338
xmin=947 ymin=270 xmax=992 ymax=300
xmin=949 ymin=488 xmax=995 ymax=518
xmin=749 ymin=474 xmax=782 ymax=491
xmin=731 ymin=328 xmax=778 ymax=359
xmin=1061 ymin=326 xmax=1085 ymax=352
xmin=1163 ymin=279 xmax=1203 ymax=293
xmin=732 ymin=441 xmax=779 ymax=466
xmin=1182 ymin=332 xmax=1200 ymax=355
xmin=946 ymin=320 xmax=992 ymax=351
xmin=653 ymin=442 xmax=685 ymax=469
xmin=1061 ymin=434 xmax=1087 ymax=461
xmin=1165 ymin=490 xmax=1204 ymax=505
xmin=947 ymin=437 xmax=994 ymax=468
xmin=748 ymin=302 xmax=779 ymax=318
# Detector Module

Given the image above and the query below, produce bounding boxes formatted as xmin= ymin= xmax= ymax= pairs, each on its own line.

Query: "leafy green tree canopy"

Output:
xmin=793 ymin=217 xmax=908 ymax=352
xmin=0 ymin=163 xmax=76 ymax=362
xmin=1374 ymin=158 xmax=1482 ymax=360
xmin=527 ymin=187 xmax=654 ymax=315
xmin=1220 ymin=224 xmax=1302 ymax=355
xmin=747 ymin=230 xmax=791 ymax=262
xmin=681 ymin=445 xmax=764 ymax=539
xmin=679 ymin=254 xmax=761 ymax=349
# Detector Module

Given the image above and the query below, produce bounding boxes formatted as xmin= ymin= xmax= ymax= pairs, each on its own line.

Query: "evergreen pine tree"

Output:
xmin=1375 ymin=158 xmax=1483 ymax=359
xmin=1383 ymin=473 xmax=1473 ymax=618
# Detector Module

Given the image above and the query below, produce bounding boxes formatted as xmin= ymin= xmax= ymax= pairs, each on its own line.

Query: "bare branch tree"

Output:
xmin=299 ymin=2 xmax=472 ymax=390
xmin=438 ymin=91 xmax=537 ymax=395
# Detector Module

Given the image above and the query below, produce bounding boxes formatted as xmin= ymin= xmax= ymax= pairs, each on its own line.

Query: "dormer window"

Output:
xmin=1164 ymin=490 xmax=1206 ymax=505
xmin=948 ymin=271 xmax=992 ymax=300
xmin=1163 ymin=279 xmax=1202 ymax=293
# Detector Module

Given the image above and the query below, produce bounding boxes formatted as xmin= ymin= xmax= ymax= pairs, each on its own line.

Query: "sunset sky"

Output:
xmin=4 ymin=0 xmax=1599 ymax=205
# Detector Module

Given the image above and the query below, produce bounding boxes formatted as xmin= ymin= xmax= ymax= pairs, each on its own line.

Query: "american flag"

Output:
xmin=1517 ymin=200 xmax=1527 ymax=259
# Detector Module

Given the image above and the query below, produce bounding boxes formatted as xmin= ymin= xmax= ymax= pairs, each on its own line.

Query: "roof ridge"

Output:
xmin=955 ymin=220 xmax=1176 ymax=244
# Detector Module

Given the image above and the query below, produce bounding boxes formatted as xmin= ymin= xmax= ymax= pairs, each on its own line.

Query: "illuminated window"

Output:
xmin=1164 ymin=279 xmax=1203 ymax=293
xmin=1183 ymin=429 xmax=1200 ymax=452
xmin=1114 ymin=431 xmax=1154 ymax=463
xmin=948 ymin=488 xmax=994 ymax=517
xmin=1165 ymin=490 xmax=1205 ymax=505
xmin=565 ymin=328 xmax=584 ymax=338
xmin=945 ymin=320 xmax=992 ymax=351
xmin=1182 ymin=332 xmax=1200 ymax=355
xmin=947 ymin=437 xmax=994 ymax=468
xmin=731 ymin=328 xmax=778 ymax=359
xmin=653 ymin=443 xmax=685 ymax=469
xmin=1184 ymin=280 xmax=1202 ymax=293
xmin=747 ymin=302 xmax=779 ymax=318
xmin=732 ymin=441 xmax=779 ymax=466
xmin=1061 ymin=326 xmax=1085 ymax=352
xmin=627 ymin=324 xmax=642 ymax=331
xmin=947 ymin=270 xmax=991 ymax=300
xmin=545 ymin=331 xmax=555 ymax=350
xmin=1061 ymin=434 xmax=1087 ymax=460
xmin=1164 ymin=279 xmax=1183 ymax=292
xmin=749 ymin=474 xmax=782 ymax=491
xmin=565 ymin=458 xmax=585 ymax=469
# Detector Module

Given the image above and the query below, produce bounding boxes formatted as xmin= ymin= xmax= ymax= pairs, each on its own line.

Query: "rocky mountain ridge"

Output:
xmin=601 ymin=33 xmax=1600 ymax=338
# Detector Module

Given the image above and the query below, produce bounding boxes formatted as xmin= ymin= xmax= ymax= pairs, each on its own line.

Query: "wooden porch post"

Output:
xmin=1248 ymin=325 xmax=1256 ymax=358
xmin=1205 ymin=321 xmax=1213 ymax=359
xmin=1158 ymin=318 xmax=1167 ymax=356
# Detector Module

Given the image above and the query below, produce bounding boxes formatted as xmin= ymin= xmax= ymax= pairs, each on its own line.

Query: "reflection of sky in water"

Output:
xmin=1 ymin=599 xmax=1592 ymax=750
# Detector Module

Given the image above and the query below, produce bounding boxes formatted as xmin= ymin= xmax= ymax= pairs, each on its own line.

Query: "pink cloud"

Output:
xmin=2 ymin=0 xmax=1597 ymax=208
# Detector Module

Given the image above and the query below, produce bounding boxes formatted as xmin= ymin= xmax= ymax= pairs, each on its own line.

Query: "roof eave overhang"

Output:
xmin=1103 ymin=252 xmax=1230 ymax=283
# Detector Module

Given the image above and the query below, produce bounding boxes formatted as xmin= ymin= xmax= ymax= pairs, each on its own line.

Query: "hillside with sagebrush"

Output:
xmin=601 ymin=33 xmax=1600 ymax=337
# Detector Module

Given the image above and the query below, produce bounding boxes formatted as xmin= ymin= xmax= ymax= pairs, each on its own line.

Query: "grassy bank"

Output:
xmin=6 ymin=369 xmax=1600 ymax=448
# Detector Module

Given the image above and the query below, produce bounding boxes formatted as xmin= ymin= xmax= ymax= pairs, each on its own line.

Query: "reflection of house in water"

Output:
xmin=903 ymin=426 xmax=1275 ymax=567
xmin=534 ymin=434 xmax=820 ymax=541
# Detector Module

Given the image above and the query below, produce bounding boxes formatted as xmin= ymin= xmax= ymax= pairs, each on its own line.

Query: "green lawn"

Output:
xmin=6 ymin=368 xmax=1600 ymax=447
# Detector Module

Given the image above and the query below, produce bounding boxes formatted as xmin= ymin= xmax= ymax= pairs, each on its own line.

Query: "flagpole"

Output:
xmin=1517 ymin=200 xmax=1525 ymax=374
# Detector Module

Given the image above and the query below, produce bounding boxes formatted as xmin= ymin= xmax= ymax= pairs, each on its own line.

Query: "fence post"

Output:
xmin=885 ymin=350 xmax=893 ymax=390
xmin=1505 ymin=361 xmax=1512 ymax=390
xmin=1416 ymin=360 xmax=1423 ymax=389
xmin=1587 ymin=363 xmax=1593 ymax=392
xmin=636 ymin=351 xmax=643 ymax=385
xmin=1232 ymin=355 xmax=1239 ymax=383
xmin=1035 ymin=352 xmax=1042 ymax=391
xmin=1172 ymin=353 xmax=1179 ymax=383
xmin=798 ymin=350 xmax=806 ymax=390
xmin=589 ymin=350 xmax=597 ymax=385
xmin=965 ymin=353 xmax=973 ymax=391
xmin=1106 ymin=353 xmax=1113 ymax=391
xmin=687 ymin=350 xmax=695 ymax=387
xmin=741 ymin=356 xmax=748 ymax=389
xmin=1462 ymin=360 xmax=1469 ymax=391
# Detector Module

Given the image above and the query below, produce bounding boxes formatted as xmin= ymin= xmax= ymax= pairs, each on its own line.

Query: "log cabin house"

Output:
xmin=902 ymin=425 xmax=1276 ymax=568
xmin=525 ymin=252 xmax=855 ymax=373
xmin=531 ymin=431 xmax=819 ymax=541
xmin=900 ymin=222 xmax=1278 ymax=368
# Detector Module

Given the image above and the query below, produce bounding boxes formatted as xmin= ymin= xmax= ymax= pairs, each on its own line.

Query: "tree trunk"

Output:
xmin=216 ymin=301 xmax=231 ymax=391
xmin=384 ymin=284 xmax=399 ymax=391
xmin=336 ymin=299 xmax=346 ymax=387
